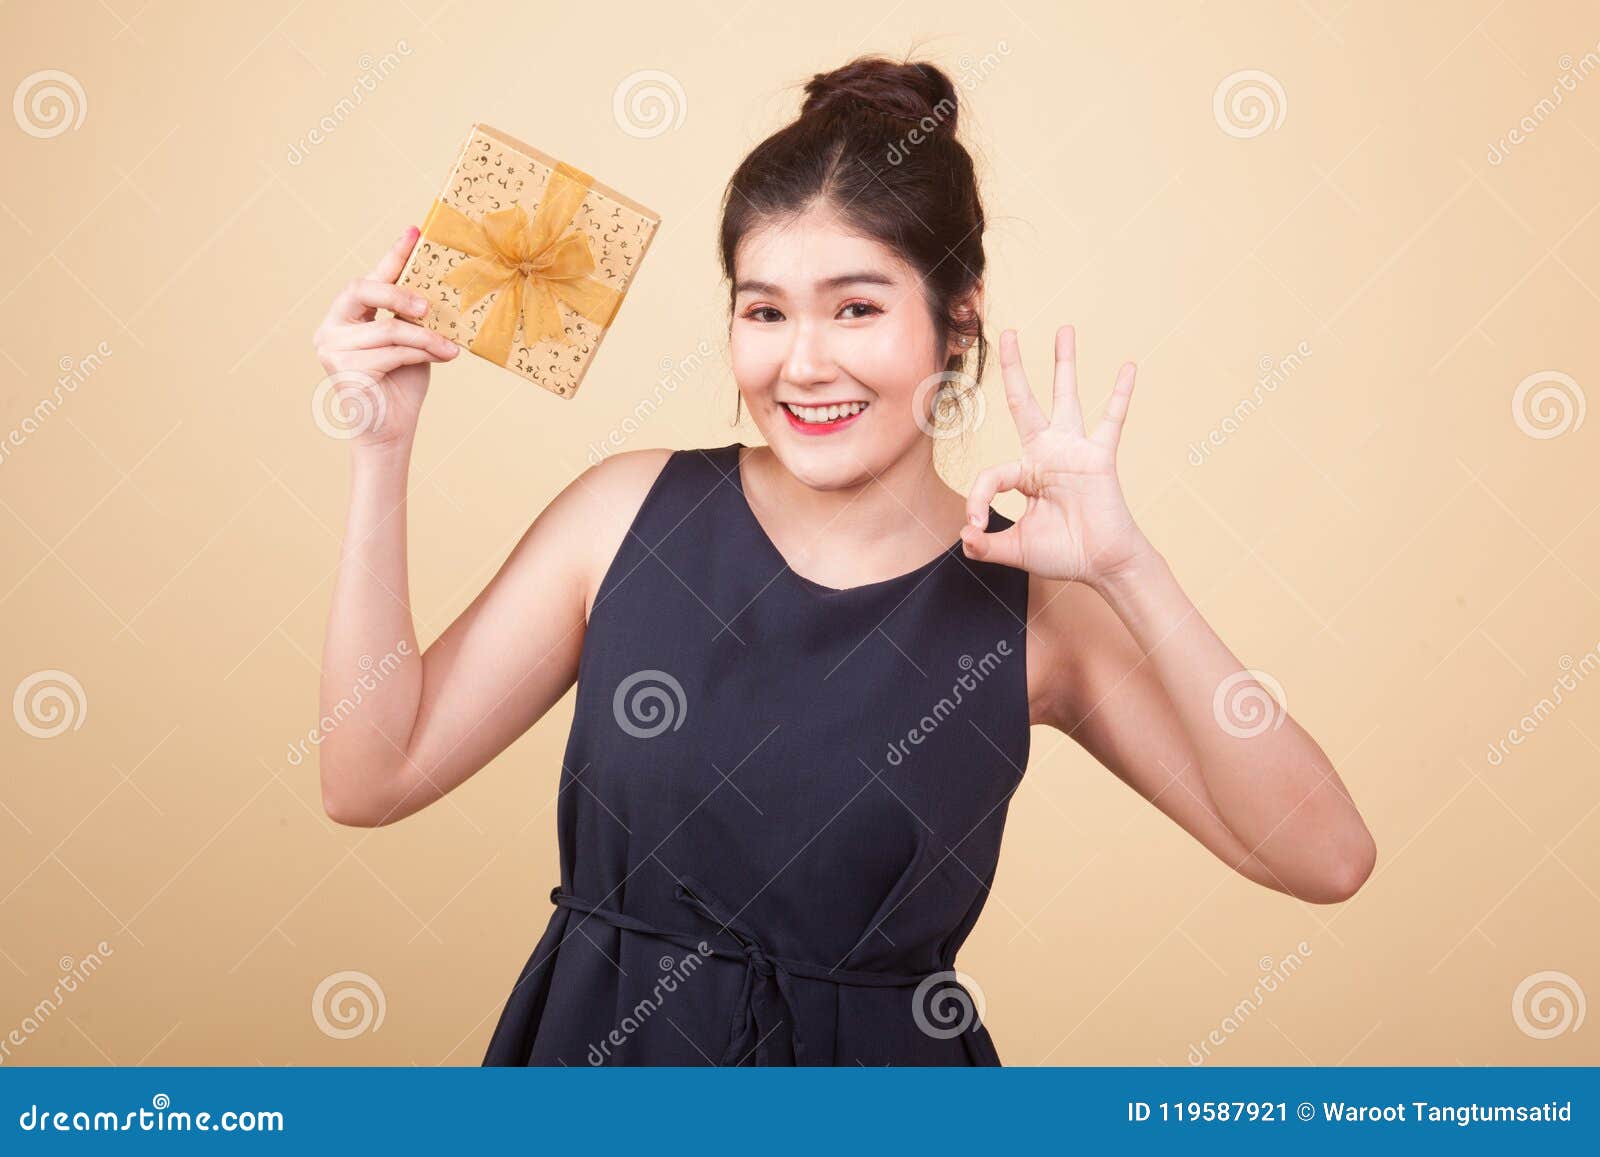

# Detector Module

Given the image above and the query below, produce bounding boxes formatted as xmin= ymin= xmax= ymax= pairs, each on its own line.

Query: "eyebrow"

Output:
xmin=733 ymin=271 xmax=898 ymax=297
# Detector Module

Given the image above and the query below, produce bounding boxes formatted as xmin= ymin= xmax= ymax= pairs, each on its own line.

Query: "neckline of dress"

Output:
xmin=724 ymin=442 xmax=993 ymax=597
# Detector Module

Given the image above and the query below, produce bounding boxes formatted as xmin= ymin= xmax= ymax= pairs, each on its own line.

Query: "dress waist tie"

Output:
xmin=550 ymin=874 xmax=943 ymax=1066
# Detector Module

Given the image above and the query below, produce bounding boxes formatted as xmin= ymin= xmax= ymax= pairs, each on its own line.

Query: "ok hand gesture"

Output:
xmin=961 ymin=325 xmax=1154 ymax=588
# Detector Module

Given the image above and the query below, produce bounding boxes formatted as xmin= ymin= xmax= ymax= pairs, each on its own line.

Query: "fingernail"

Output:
xmin=969 ymin=512 xmax=984 ymax=527
xmin=443 ymin=340 xmax=459 ymax=355
xmin=410 ymin=296 xmax=427 ymax=313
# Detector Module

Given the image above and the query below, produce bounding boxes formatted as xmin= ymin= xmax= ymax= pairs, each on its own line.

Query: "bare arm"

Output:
xmin=968 ymin=324 xmax=1374 ymax=906
xmin=317 ymin=444 xmax=603 ymax=827
xmin=1028 ymin=568 xmax=1376 ymax=904
xmin=311 ymin=226 xmax=669 ymax=826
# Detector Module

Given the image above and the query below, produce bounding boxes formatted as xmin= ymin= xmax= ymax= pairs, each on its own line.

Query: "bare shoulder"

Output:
xmin=1025 ymin=570 xmax=1134 ymax=730
xmin=568 ymin=447 xmax=676 ymax=622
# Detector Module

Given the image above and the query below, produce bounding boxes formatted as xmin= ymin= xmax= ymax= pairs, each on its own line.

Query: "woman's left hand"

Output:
xmin=961 ymin=324 xmax=1156 ymax=587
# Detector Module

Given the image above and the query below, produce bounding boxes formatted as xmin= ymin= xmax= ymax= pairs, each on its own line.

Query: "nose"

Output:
xmin=781 ymin=321 xmax=838 ymax=388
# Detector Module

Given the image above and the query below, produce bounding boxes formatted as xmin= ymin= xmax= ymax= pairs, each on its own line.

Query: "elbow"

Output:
xmin=321 ymin=786 xmax=389 ymax=828
xmin=319 ymin=760 xmax=399 ymax=828
xmin=322 ymin=796 xmax=388 ymax=828
xmin=1306 ymin=833 xmax=1377 ymax=905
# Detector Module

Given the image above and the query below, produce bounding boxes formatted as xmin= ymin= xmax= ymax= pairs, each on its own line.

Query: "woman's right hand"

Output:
xmin=312 ymin=225 xmax=460 ymax=451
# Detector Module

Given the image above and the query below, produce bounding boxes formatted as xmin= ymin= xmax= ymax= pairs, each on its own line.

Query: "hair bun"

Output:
xmin=800 ymin=55 xmax=960 ymax=140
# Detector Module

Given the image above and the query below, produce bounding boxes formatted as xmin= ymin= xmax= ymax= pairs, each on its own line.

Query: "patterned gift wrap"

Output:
xmin=396 ymin=123 xmax=661 ymax=399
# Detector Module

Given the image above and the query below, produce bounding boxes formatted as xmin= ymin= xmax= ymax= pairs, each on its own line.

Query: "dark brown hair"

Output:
xmin=719 ymin=54 xmax=987 ymax=433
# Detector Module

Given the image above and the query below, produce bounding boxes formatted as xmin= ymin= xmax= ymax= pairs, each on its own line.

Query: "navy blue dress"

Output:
xmin=482 ymin=442 xmax=1032 ymax=1065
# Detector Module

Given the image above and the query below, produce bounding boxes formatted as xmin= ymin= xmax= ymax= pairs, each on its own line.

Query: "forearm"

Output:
xmin=1092 ymin=549 xmax=1375 ymax=900
xmin=317 ymin=440 xmax=425 ymax=809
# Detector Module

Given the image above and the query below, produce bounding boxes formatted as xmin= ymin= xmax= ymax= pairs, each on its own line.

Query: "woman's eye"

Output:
xmin=741 ymin=303 xmax=880 ymax=322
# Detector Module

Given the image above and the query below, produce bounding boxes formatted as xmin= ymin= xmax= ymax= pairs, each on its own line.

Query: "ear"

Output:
xmin=946 ymin=282 xmax=985 ymax=361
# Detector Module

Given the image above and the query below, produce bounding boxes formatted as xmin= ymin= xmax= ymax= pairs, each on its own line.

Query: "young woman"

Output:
xmin=311 ymin=55 xmax=1375 ymax=1066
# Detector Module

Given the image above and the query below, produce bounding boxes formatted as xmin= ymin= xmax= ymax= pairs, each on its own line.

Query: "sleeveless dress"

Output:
xmin=481 ymin=442 xmax=1033 ymax=1066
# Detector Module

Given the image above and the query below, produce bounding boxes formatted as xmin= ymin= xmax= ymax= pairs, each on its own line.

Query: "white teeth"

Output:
xmin=784 ymin=401 xmax=867 ymax=424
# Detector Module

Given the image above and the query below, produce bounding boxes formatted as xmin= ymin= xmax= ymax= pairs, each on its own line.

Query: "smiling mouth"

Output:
xmin=781 ymin=400 xmax=870 ymax=426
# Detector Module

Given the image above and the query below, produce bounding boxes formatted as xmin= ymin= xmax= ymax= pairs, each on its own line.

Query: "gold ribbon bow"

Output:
xmin=419 ymin=162 xmax=623 ymax=365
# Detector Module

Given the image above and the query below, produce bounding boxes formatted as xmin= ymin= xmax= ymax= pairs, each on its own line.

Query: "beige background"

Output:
xmin=2 ymin=0 xmax=1597 ymax=1066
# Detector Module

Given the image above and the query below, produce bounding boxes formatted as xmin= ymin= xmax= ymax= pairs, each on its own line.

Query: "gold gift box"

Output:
xmin=396 ymin=123 xmax=661 ymax=399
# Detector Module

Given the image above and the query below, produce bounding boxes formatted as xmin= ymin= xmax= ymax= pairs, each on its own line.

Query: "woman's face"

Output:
xmin=730 ymin=205 xmax=959 ymax=488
